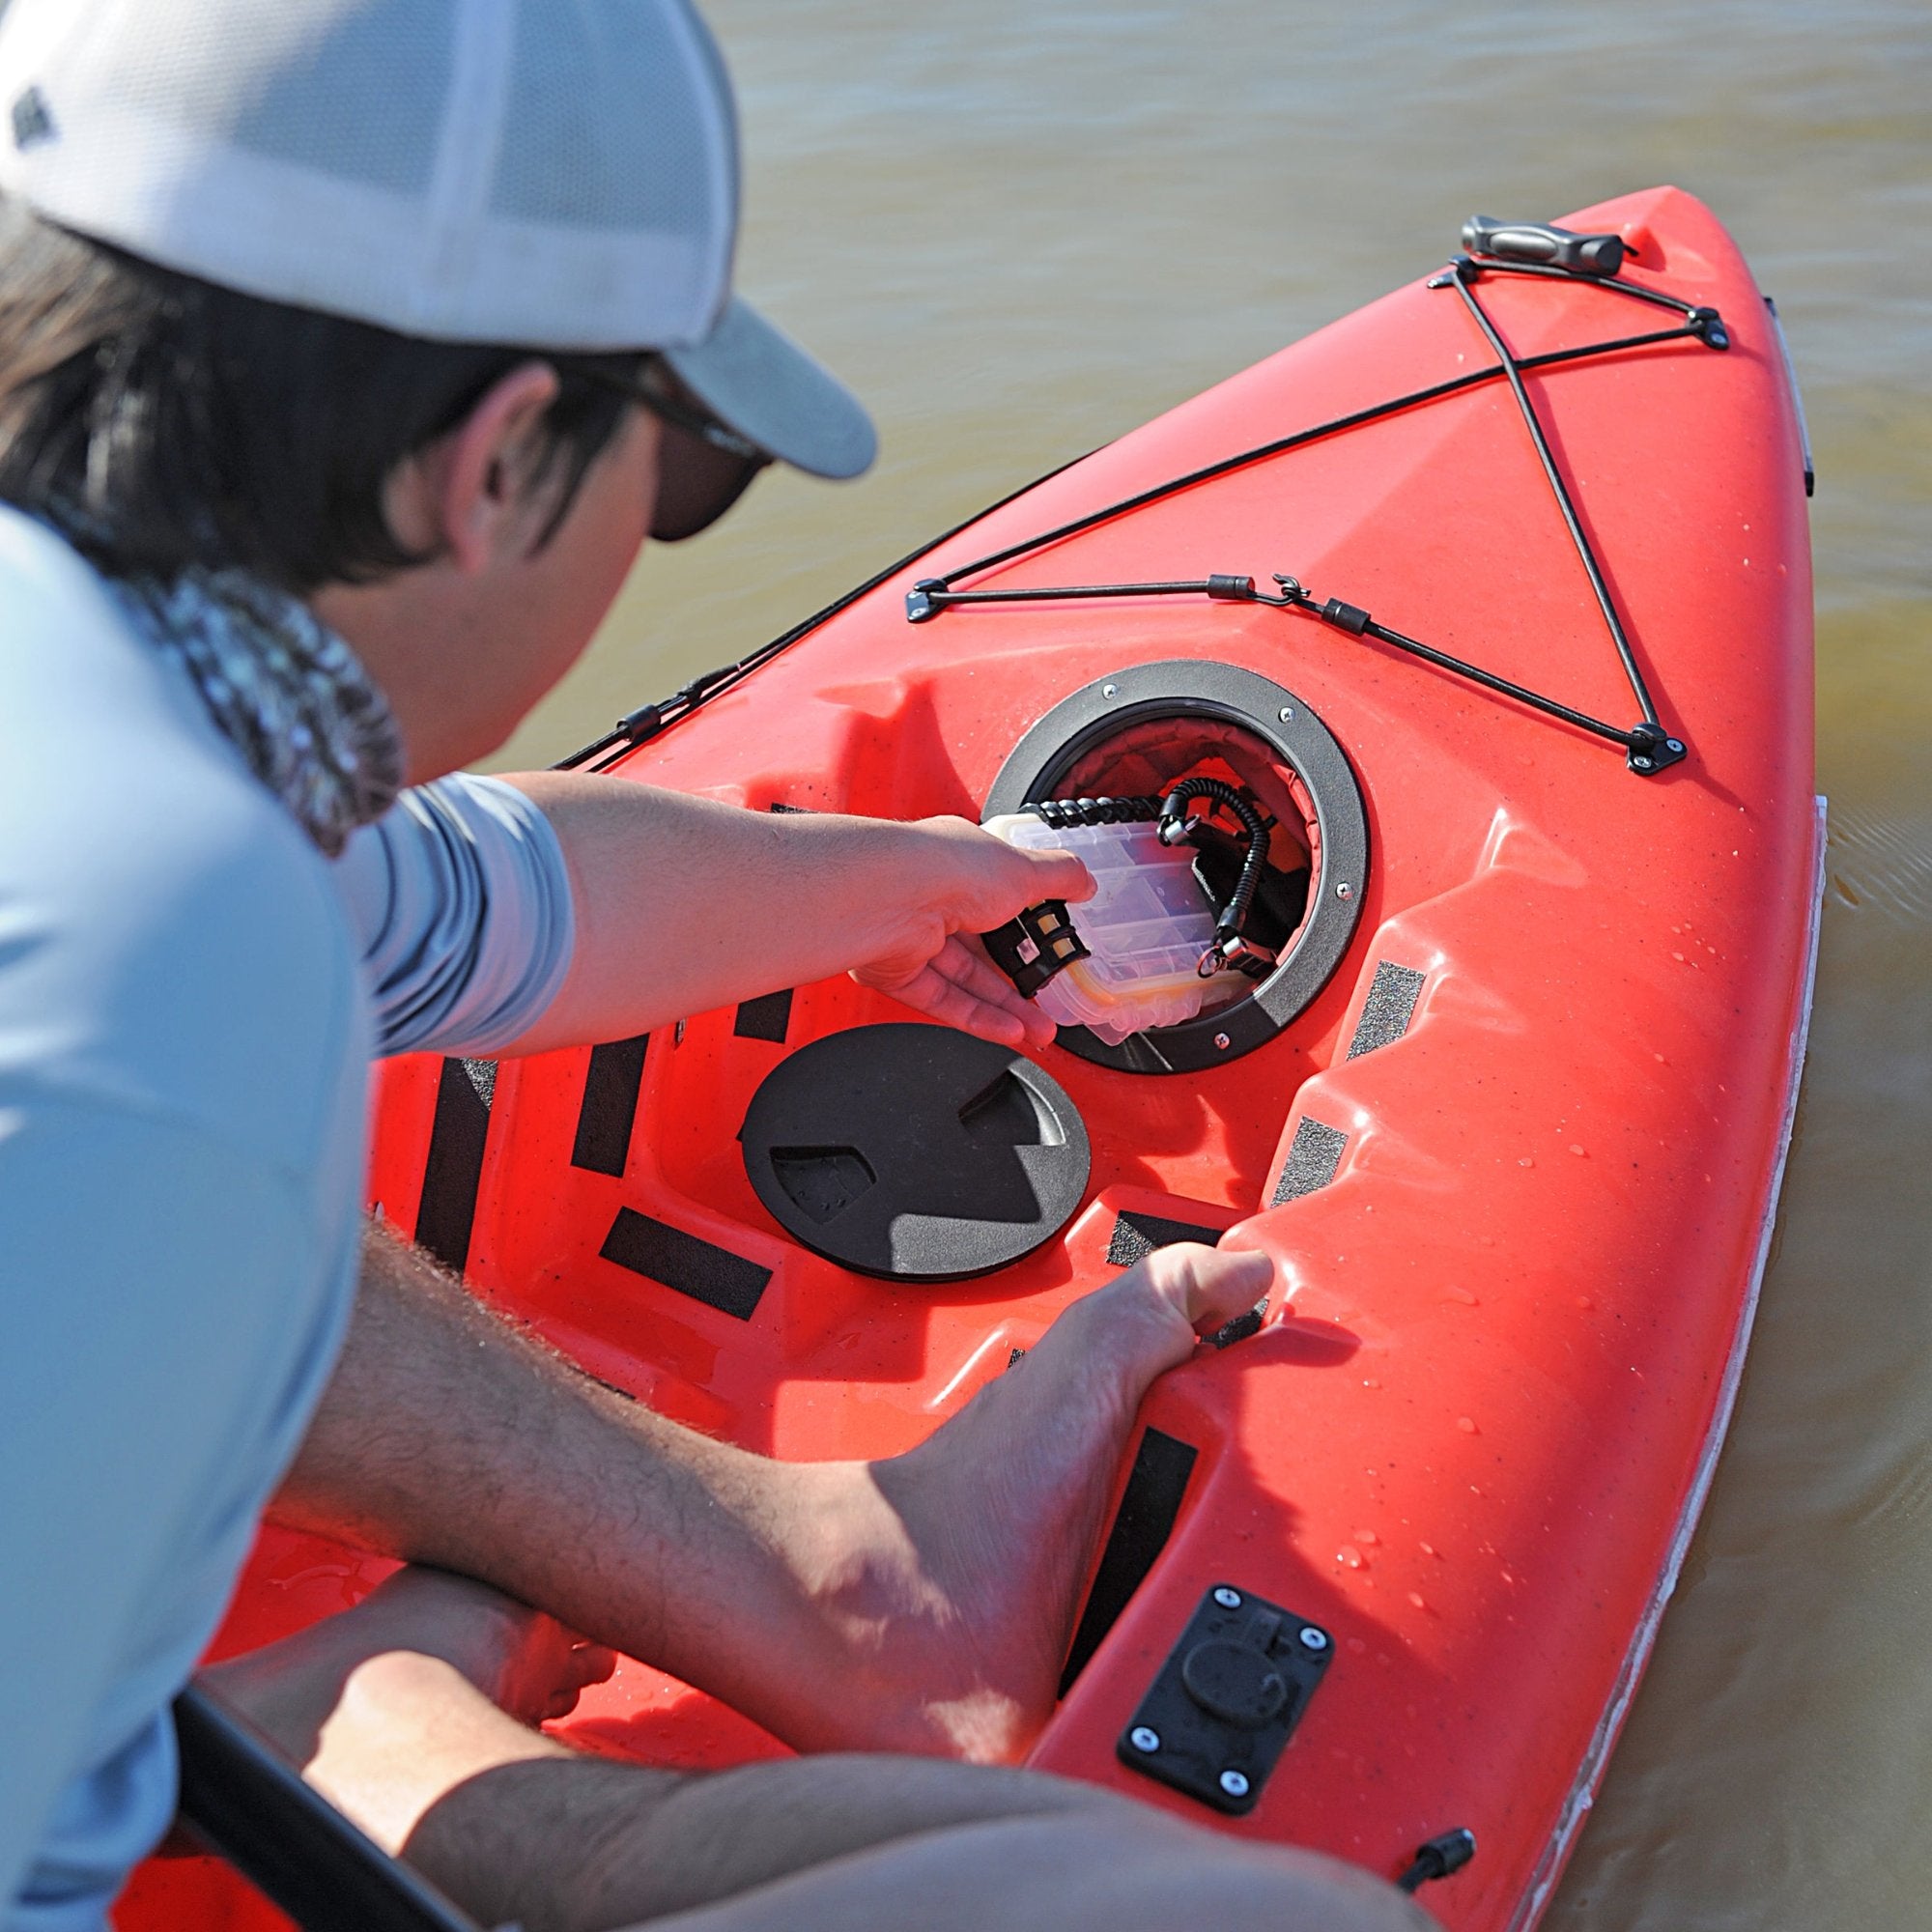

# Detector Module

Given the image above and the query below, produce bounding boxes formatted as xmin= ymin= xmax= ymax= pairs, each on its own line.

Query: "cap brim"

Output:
xmin=661 ymin=297 xmax=876 ymax=481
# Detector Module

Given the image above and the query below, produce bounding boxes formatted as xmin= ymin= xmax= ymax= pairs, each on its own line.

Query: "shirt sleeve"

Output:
xmin=333 ymin=775 xmax=576 ymax=1060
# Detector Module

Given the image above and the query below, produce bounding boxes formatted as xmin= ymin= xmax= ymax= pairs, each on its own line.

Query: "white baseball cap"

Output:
xmin=0 ymin=0 xmax=875 ymax=480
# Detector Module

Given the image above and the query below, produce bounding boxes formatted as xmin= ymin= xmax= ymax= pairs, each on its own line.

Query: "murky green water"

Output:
xmin=490 ymin=5 xmax=1932 ymax=1923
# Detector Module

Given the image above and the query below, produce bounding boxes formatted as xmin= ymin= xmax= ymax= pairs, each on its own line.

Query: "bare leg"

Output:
xmin=205 ymin=1570 xmax=1429 ymax=1932
xmin=278 ymin=1230 xmax=1275 ymax=1760
xmin=630 ymin=1815 xmax=1433 ymax=1932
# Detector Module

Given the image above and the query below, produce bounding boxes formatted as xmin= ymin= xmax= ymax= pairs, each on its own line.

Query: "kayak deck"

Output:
xmin=121 ymin=185 xmax=1818 ymax=1932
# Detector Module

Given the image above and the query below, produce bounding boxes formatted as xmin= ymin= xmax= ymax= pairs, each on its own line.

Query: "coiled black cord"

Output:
xmin=1155 ymin=779 xmax=1270 ymax=945
xmin=1027 ymin=795 xmax=1163 ymax=829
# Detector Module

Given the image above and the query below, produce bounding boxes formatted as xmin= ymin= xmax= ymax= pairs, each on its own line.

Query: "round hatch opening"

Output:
xmin=981 ymin=661 xmax=1368 ymax=1073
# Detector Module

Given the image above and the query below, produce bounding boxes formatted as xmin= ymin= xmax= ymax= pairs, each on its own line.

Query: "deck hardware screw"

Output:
xmin=1335 ymin=881 xmax=1352 ymax=899
xmin=1667 ymin=739 xmax=1685 ymax=754
xmin=1214 ymin=1586 xmax=1242 ymax=1609
xmin=1102 ymin=683 xmax=1118 ymax=697
xmin=1279 ymin=706 xmax=1294 ymax=722
xmin=1220 ymin=1770 xmax=1251 ymax=1799
xmin=1633 ymin=755 xmax=1654 ymax=771
xmin=1130 ymin=1727 xmax=1161 ymax=1753
xmin=1299 ymin=1626 xmax=1329 ymax=1652
xmin=1214 ymin=1032 xmax=1232 ymax=1050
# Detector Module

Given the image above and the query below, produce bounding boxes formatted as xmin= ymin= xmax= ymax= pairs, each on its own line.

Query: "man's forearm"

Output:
xmin=273 ymin=1223 xmax=876 ymax=1746
xmin=497 ymin=777 xmax=968 ymax=1052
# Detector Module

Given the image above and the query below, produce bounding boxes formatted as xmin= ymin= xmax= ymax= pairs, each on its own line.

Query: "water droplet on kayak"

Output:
xmin=1576 ymin=1293 xmax=1595 ymax=1310
xmin=1354 ymin=1528 xmax=1378 ymax=1545
xmin=1443 ymin=1286 xmax=1478 ymax=1305
xmin=1420 ymin=1541 xmax=1438 ymax=1557
xmin=1337 ymin=1548 xmax=1365 ymax=1569
xmin=1569 ymin=1143 xmax=1586 ymax=1155
xmin=1407 ymin=1591 xmax=1429 ymax=1611
xmin=1519 ymin=1155 xmax=1535 ymax=1168
xmin=1362 ymin=1377 xmax=1381 ymax=1388
xmin=1672 ymin=950 xmax=1687 ymax=961
xmin=1457 ymin=1416 xmax=1478 ymax=1434
xmin=1347 ymin=1635 xmax=1368 ymax=1654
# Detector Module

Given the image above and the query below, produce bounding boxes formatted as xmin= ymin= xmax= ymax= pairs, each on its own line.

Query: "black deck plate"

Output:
xmin=740 ymin=1024 xmax=1091 ymax=1282
xmin=1119 ymin=1582 xmax=1333 ymax=1815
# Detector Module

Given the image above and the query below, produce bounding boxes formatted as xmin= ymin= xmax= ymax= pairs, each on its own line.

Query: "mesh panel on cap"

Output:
xmin=490 ymin=0 xmax=724 ymax=235
xmin=76 ymin=0 xmax=452 ymax=197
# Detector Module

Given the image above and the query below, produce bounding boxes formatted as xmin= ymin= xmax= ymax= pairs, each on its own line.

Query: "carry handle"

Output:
xmin=1461 ymin=214 xmax=1625 ymax=278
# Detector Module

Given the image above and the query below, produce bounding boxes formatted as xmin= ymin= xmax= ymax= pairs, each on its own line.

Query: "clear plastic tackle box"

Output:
xmin=983 ymin=811 xmax=1244 ymax=1045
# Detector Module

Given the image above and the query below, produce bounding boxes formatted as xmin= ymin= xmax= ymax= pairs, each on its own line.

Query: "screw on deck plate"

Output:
xmin=1220 ymin=1770 xmax=1251 ymax=1799
xmin=1102 ymin=683 xmax=1118 ymax=696
xmin=1299 ymin=1626 xmax=1329 ymax=1652
xmin=1213 ymin=1033 xmax=1231 ymax=1050
xmin=1213 ymin=1587 xmax=1242 ymax=1609
xmin=1279 ymin=706 xmax=1294 ymax=722
xmin=1130 ymin=1726 xmax=1161 ymax=1753
xmin=1335 ymin=881 xmax=1352 ymax=898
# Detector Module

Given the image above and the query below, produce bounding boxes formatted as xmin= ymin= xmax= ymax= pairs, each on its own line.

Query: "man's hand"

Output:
xmin=493 ymin=779 xmax=1095 ymax=1057
xmin=848 ymin=815 xmax=1094 ymax=1049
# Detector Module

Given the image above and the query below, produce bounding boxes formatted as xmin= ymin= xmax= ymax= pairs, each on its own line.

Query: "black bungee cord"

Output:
xmin=559 ymin=225 xmax=1727 ymax=778
xmin=903 ymin=251 xmax=1725 ymax=777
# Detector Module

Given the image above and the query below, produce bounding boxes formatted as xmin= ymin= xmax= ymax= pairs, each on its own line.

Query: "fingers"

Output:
xmin=1139 ymin=1243 xmax=1275 ymax=1336
xmin=543 ymin=1641 xmax=620 ymax=1720
xmin=873 ymin=960 xmax=1029 ymax=1048
xmin=853 ymin=937 xmax=1058 ymax=1051
xmin=1025 ymin=846 xmax=1097 ymax=904
xmin=570 ymin=1641 xmax=619 ymax=1689
xmin=937 ymin=937 xmax=1059 ymax=1048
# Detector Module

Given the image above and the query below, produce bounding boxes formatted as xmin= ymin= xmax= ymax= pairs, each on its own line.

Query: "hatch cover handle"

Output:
xmin=1463 ymin=213 xmax=1624 ymax=277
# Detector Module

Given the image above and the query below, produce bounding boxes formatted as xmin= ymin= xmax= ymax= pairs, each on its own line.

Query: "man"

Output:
xmin=0 ymin=4 xmax=1426 ymax=1928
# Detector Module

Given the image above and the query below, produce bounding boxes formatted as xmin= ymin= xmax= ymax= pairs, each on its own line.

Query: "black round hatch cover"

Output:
xmin=740 ymin=1024 xmax=1092 ymax=1283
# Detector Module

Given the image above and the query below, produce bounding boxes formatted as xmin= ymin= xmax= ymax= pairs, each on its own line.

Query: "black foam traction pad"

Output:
xmin=732 ymin=990 xmax=793 ymax=1044
xmin=1269 ymin=1118 xmax=1348 ymax=1208
xmin=1107 ymin=1209 xmax=1225 ymax=1267
xmin=570 ymin=1034 xmax=650 ymax=1176
xmin=1060 ymin=1427 xmax=1200 ymax=1694
xmin=1347 ymin=961 xmax=1426 ymax=1059
xmin=599 ymin=1208 xmax=774 ymax=1321
xmin=416 ymin=1058 xmax=495 ymax=1275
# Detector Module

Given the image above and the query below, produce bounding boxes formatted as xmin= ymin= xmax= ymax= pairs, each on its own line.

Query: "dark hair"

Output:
xmin=0 ymin=197 xmax=641 ymax=593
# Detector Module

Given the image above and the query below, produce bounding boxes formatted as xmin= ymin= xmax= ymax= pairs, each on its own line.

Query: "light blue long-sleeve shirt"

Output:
xmin=0 ymin=507 xmax=576 ymax=1929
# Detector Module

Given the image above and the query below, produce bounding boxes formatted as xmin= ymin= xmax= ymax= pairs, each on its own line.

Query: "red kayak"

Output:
xmin=122 ymin=185 xmax=1819 ymax=1931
